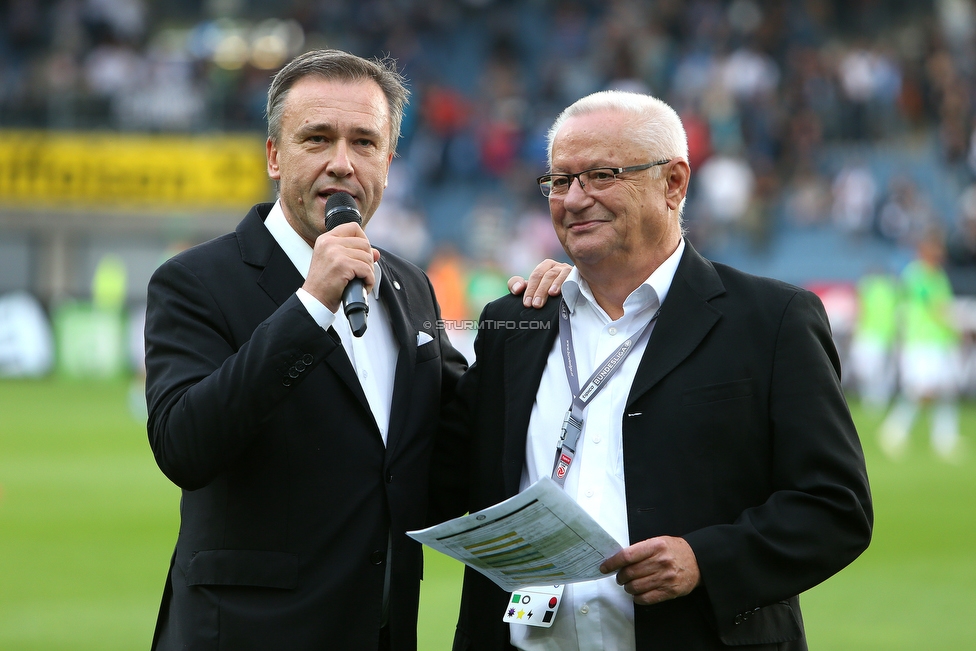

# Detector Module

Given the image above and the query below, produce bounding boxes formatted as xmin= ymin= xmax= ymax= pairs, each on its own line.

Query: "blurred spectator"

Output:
xmin=91 ymin=253 xmax=127 ymax=311
xmin=0 ymin=291 xmax=55 ymax=377
xmin=700 ymin=84 xmax=744 ymax=157
xmin=831 ymin=162 xmax=878 ymax=236
xmin=849 ymin=270 xmax=900 ymax=412
xmin=880 ymin=229 xmax=964 ymax=462
xmin=783 ymin=164 xmax=832 ymax=227
xmin=951 ymin=183 xmax=976 ymax=263
xmin=694 ymin=150 xmax=756 ymax=245
xmin=83 ymin=0 xmax=147 ymax=43
xmin=363 ymin=198 xmax=433 ymax=266
xmin=721 ymin=43 xmax=779 ymax=105
xmin=497 ymin=205 xmax=565 ymax=278
xmin=409 ymin=84 xmax=476 ymax=185
xmin=679 ymin=103 xmax=713 ymax=171
xmin=465 ymin=198 xmax=512 ymax=269
xmin=874 ymin=175 xmax=937 ymax=245
xmin=426 ymin=244 xmax=469 ymax=323
xmin=83 ymin=41 xmax=143 ymax=99
xmin=946 ymin=183 xmax=976 ymax=294
xmin=937 ymin=0 xmax=976 ymax=52
xmin=836 ymin=43 xmax=902 ymax=141
xmin=425 ymin=244 xmax=474 ymax=363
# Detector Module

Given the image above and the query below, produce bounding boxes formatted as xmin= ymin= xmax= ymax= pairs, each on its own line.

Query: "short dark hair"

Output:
xmin=266 ymin=49 xmax=410 ymax=156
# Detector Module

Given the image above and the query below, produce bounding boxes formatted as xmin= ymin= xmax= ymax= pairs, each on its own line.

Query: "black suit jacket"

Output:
xmin=145 ymin=203 xmax=466 ymax=651
xmin=432 ymin=242 xmax=872 ymax=650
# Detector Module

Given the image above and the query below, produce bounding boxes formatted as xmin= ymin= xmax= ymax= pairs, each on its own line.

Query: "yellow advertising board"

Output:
xmin=0 ymin=130 xmax=272 ymax=211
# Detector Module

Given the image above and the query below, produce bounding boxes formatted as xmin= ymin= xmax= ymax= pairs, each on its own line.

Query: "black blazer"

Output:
xmin=432 ymin=242 xmax=872 ymax=651
xmin=145 ymin=203 xmax=466 ymax=651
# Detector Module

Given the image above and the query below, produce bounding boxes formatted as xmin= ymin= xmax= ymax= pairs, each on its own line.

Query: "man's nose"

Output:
xmin=328 ymin=140 xmax=353 ymax=176
xmin=561 ymin=175 xmax=592 ymax=210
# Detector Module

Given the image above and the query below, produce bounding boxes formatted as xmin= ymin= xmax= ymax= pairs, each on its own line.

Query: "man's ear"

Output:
xmin=267 ymin=138 xmax=281 ymax=180
xmin=665 ymin=159 xmax=691 ymax=211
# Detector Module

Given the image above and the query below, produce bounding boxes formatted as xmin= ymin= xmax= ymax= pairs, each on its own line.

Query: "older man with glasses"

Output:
xmin=431 ymin=89 xmax=873 ymax=651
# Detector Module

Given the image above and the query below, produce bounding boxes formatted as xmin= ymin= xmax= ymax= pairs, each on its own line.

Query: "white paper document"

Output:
xmin=408 ymin=477 xmax=622 ymax=592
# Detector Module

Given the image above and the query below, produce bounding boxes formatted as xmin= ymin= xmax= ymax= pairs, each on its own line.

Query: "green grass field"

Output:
xmin=1 ymin=378 xmax=974 ymax=650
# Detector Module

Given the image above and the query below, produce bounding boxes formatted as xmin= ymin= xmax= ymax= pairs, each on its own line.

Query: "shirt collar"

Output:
xmin=562 ymin=237 xmax=685 ymax=318
xmin=264 ymin=199 xmax=382 ymax=298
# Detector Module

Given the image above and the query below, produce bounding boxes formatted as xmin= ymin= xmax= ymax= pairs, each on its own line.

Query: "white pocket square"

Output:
xmin=417 ymin=331 xmax=434 ymax=346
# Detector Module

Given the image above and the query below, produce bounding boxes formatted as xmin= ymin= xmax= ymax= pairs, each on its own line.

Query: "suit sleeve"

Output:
xmin=682 ymin=289 xmax=873 ymax=633
xmin=145 ymin=257 xmax=335 ymax=491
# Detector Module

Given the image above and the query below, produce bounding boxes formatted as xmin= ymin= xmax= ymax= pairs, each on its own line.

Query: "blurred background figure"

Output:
xmin=0 ymin=291 xmax=54 ymax=378
xmin=880 ymin=228 xmax=964 ymax=462
xmin=831 ymin=160 xmax=878 ymax=237
xmin=5 ymin=0 xmax=976 ymax=422
xmin=425 ymin=243 xmax=475 ymax=363
xmin=850 ymin=267 xmax=900 ymax=413
xmin=946 ymin=182 xmax=976 ymax=293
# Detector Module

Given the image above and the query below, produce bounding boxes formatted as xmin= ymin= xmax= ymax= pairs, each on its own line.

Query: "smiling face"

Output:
xmin=266 ymin=76 xmax=394 ymax=246
xmin=548 ymin=109 xmax=686 ymax=282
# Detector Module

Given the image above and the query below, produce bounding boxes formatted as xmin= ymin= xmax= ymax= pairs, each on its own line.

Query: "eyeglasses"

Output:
xmin=536 ymin=159 xmax=671 ymax=197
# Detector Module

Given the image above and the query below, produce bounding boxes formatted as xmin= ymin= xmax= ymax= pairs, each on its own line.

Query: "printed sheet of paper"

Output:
xmin=408 ymin=477 xmax=622 ymax=592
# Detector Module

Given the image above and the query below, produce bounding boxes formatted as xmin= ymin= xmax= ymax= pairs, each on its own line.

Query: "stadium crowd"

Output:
xmin=6 ymin=1 xmax=976 ymax=398
xmin=4 ymin=1 xmax=976 ymax=277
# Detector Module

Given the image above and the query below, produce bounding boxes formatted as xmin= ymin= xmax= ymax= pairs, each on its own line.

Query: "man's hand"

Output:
xmin=599 ymin=536 xmax=701 ymax=606
xmin=508 ymin=259 xmax=572 ymax=308
xmin=303 ymin=222 xmax=379 ymax=312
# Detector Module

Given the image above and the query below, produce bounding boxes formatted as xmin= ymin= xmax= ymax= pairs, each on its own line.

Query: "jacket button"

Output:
xmin=370 ymin=550 xmax=385 ymax=565
xmin=386 ymin=472 xmax=393 ymax=484
xmin=288 ymin=367 xmax=300 ymax=378
xmin=295 ymin=360 xmax=306 ymax=371
xmin=734 ymin=614 xmax=744 ymax=625
xmin=282 ymin=377 xmax=293 ymax=387
xmin=302 ymin=353 xmax=314 ymax=365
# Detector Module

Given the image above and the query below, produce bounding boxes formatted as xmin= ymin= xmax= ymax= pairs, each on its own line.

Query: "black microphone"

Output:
xmin=324 ymin=192 xmax=369 ymax=337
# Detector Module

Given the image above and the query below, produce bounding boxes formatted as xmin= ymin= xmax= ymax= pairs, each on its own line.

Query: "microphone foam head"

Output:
xmin=325 ymin=192 xmax=362 ymax=230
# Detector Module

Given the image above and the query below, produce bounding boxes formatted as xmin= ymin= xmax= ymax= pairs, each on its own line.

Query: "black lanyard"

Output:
xmin=551 ymin=298 xmax=660 ymax=486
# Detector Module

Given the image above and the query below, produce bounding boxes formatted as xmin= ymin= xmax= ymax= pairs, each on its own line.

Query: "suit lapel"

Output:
xmin=502 ymin=301 xmax=560 ymax=496
xmin=378 ymin=258 xmax=417 ymax=458
xmin=237 ymin=204 xmax=306 ymax=307
xmin=627 ymin=243 xmax=726 ymax=407
xmin=258 ymin=245 xmax=306 ymax=306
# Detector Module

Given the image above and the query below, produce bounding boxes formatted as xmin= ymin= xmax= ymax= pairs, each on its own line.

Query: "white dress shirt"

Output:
xmin=264 ymin=200 xmax=399 ymax=444
xmin=510 ymin=239 xmax=684 ymax=651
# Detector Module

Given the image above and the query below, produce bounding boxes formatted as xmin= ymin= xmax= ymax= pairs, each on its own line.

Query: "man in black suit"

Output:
xmin=432 ymin=90 xmax=873 ymax=651
xmin=145 ymin=49 xmax=563 ymax=651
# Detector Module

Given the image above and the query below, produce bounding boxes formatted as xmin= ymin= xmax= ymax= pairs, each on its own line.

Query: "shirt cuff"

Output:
xmin=296 ymin=288 xmax=337 ymax=331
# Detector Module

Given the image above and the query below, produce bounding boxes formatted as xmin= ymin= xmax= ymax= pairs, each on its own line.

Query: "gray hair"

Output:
xmin=266 ymin=49 xmax=410 ymax=156
xmin=546 ymin=90 xmax=689 ymax=221
xmin=546 ymin=90 xmax=689 ymax=172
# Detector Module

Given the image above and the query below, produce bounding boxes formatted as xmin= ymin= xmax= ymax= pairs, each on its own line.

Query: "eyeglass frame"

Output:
xmin=536 ymin=159 xmax=672 ymax=197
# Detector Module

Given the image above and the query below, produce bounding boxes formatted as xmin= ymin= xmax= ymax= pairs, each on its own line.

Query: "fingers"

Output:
xmin=548 ymin=263 xmax=572 ymax=295
xmin=304 ymin=223 xmax=375 ymax=311
xmin=518 ymin=260 xmax=572 ymax=308
xmin=508 ymin=275 xmax=527 ymax=296
xmin=600 ymin=537 xmax=662 ymax=574
xmin=600 ymin=536 xmax=700 ymax=606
